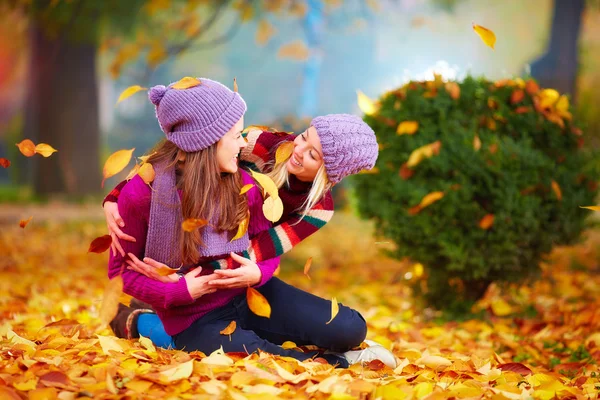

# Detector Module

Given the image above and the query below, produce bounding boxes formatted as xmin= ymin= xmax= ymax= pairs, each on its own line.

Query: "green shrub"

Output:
xmin=353 ymin=76 xmax=598 ymax=311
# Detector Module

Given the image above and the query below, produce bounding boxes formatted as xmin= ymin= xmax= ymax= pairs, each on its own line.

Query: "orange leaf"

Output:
xmin=19 ymin=216 xmax=33 ymax=228
xmin=406 ymin=141 xmax=442 ymax=168
xmin=304 ymin=257 xmax=312 ymax=280
xmin=99 ymin=276 xmax=123 ymax=327
xmin=220 ymin=321 xmax=237 ymax=335
xmin=247 ymin=287 xmax=271 ymax=318
xmin=514 ymin=106 xmax=531 ymax=114
xmin=172 ymin=77 xmax=202 ymax=90
xmin=525 ymin=79 xmax=539 ymax=95
xmin=88 ymin=235 xmax=112 ymax=253
xmin=472 ymin=23 xmax=496 ymax=49
xmin=138 ymin=162 xmax=155 ymax=184
xmin=240 ymin=184 xmax=254 ymax=195
xmin=498 ymin=362 xmax=532 ymax=375
xmin=326 ymin=297 xmax=339 ymax=324
xmin=16 ymin=139 xmax=36 ymax=157
xmin=156 ymin=266 xmax=179 ymax=276
xmin=0 ymin=158 xmax=10 ymax=168
xmin=233 ymin=77 xmax=238 ymax=93
xmin=511 ymin=89 xmax=525 ymax=104
xmin=256 ymin=19 xmax=276 ymax=46
xmin=102 ymin=148 xmax=135 ymax=188
xmin=580 ymin=206 xmax=600 ymax=211
xmin=117 ymin=85 xmax=147 ymax=104
xmin=473 ymin=135 xmax=482 ymax=151
xmin=551 ymin=180 xmax=562 ymax=201
xmin=399 ymin=163 xmax=414 ymax=180
xmin=445 ymin=82 xmax=460 ymax=100
xmin=182 ymin=218 xmax=208 ymax=232
xmin=479 ymin=214 xmax=495 ymax=229
xmin=275 ymin=141 xmax=294 ymax=164
xmin=278 ymin=40 xmax=309 ymax=61
xmin=397 ymin=121 xmax=419 ymax=135
xmin=489 ymin=143 xmax=498 ymax=154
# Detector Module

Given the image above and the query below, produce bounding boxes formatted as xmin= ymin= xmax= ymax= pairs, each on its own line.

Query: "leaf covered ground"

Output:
xmin=1 ymin=210 xmax=600 ymax=399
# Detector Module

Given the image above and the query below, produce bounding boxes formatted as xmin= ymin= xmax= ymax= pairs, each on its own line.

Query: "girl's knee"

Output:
xmin=327 ymin=308 xmax=367 ymax=352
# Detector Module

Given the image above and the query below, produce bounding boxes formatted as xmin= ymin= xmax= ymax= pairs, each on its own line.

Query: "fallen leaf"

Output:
xmin=491 ymin=298 xmax=512 ymax=316
xmin=19 ymin=216 xmax=33 ymax=228
xmin=99 ymin=275 xmax=123 ymax=327
xmin=202 ymin=347 xmax=234 ymax=366
xmin=417 ymin=355 xmax=452 ymax=369
xmin=551 ymin=180 xmax=562 ymax=201
xmin=97 ymin=335 xmax=124 ymax=355
xmin=263 ymin=196 xmax=284 ymax=222
xmin=117 ymin=85 xmax=147 ymax=104
xmin=102 ymin=148 xmax=135 ymax=188
xmin=473 ymin=135 xmax=482 ymax=151
xmin=472 ymin=23 xmax=496 ymax=49
xmin=231 ymin=212 xmax=250 ymax=242
xmin=256 ymin=19 xmax=276 ymax=46
xmin=357 ymin=90 xmax=378 ymax=115
xmin=160 ymin=359 xmax=194 ymax=382
xmin=220 ymin=321 xmax=237 ymax=335
xmin=172 ymin=76 xmax=202 ymax=90
xmin=0 ymin=158 xmax=10 ymax=168
xmin=304 ymin=257 xmax=313 ymax=280
xmin=406 ymin=141 xmax=442 ymax=168
xmin=88 ymin=235 xmax=112 ymax=253
xmin=138 ymin=162 xmax=155 ymax=184
xmin=479 ymin=214 xmax=495 ymax=229
xmin=250 ymin=170 xmax=279 ymax=198
xmin=277 ymin=40 xmax=309 ymax=61
xmin=397 ymin=121 xmax=419 ymax=135
xmin=326 ymin=297 xmax=339 ymax=324
xmin=275 ymin=141 xmax=294 ymax=165
xmin=498 ymin=362 xmax=533 ymax=375
xmin=16 ymin=139 xmax=36 ymax=157
xmin=34 ymin=143 xmax=58 ymax=158
xmin=240 ymin=184 xmax=254 ymax=195
xmin=182 ymin=218 xmax=208 ymax=232
xmin=247 ymin=287 xmax=271 ymax=318
xmin=580 ymin=206 xmax=600 ymax=211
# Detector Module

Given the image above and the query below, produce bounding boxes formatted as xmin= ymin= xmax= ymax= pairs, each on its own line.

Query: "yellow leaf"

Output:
xmin=357 ymin=90 xmax=378 ymax=115
xmin=445 ymin=82 xmax=460 ymax=100
xmin=147 ymin=43 xmax=167 ymax=68
xmin=472 ymin=23 xmax=496 ymax=49
xmin=256 ymin=19 xmax=276 ymax=46
xmin=182 ymin=218 xmax=208 ymax=232
xmin=555 ymin=95 xmax=569 ymax=113
xmin=19 ymin=216 xmax=33 ymax=228
xmin=277 ymin=40 xmax=309 ymax=61
xmin=13 ymin=378 xmax=39 ymax=391
xmin=247 ymin=287 xmax=271 ymax=318
xmin=7 ymin=330 xmax=36 ymax=349
xmin=539 ymin=89 xmax=560 ymax=109
xmin=97 ymin=335 xmax=124 ymax=355
xmin=491 ymin=299 xmax=512 ymax=316
xmin=156 ymin=265 xmax=179 ymax=276
xmin=281 ymin=341 xmax=297 ymax=349
xmin=413 ymin=263 xmax=424 ymax=278
xmin=16 ymin=139 xmax=36 ymax=157
xmin=233 ymin=77 xmax=238 ymax=93
xmin=138 ymin=162 xmax=155 ymax=184
xmin=125 ymin=164 xmax=141 ymax=181
xmin=102 ymin=148 xmax=135 ymax=188
xmin=473 ymin=135 xmax=482 ymax=151
xmin=406 ymin=141 xmax=441 ymax=168
xmin=304 ymin=257 xmax=312 ymax=280
xmin=250 ymin=169 xmax=279 ymax=198
xmin=202 ymin=346 xmax=234 ymax=366
xmin=414 ymin=382 xmax=433 ymax=399
xmin=580 ymin=206 xmax=600 ymax=211
xmin=416 ymin=355 xmax=452 ymax=369
xmin=479 ymin=213 xmax=495 ymax=230
xmin=125 ymin=380 xmax=153 ymax=393
xmin=29 ymin=388 xmax=57 ymax=400
xmin=420 ymin=191 xmax=444 ymax=208
xmin=551 ymin=180 xmax=562 ymax=201
xmin=139 ymin=335 xmax=156 ymax=353
xmin=263 ymin=196 xmax=284 ymax=222
xmin=99 ymin=276 xmax=123 ymax=327
xmin=171 ymin=76 xmax=202 ymax=90
xmin=240 ymin=184 xmax=254 ymax=195
xmin=117 ymin=85 xmax=147 ymax=104
xmin=160 ymin=359 xmax=194 ymax=382
xmin=326 ymin=297 xmax=339 ymax=324
xmin=220 ymin=321 xmax=237 ymax=335
xmin=397 ymin=121 xmax=419 ymax=135
xmin=359 ymin=167 xmax=379 ymax=175
xmin=231 ymin=212 xmax=250 ymax=242
xmin=34 ymin=143 xmax=58 ymax=158
xmin=275 ymin=141 xmax=294 ymax=165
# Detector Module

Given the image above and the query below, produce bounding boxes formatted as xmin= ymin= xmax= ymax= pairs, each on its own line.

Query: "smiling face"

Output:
xmin=216 ymin=116 xmax=246 ymax=173
xmin=285 ymin=126 xmax=325 ymax=182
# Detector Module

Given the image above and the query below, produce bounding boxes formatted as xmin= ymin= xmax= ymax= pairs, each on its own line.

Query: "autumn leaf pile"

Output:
xmin=0 ymin=213 xmax=599 ymax=399
xmin=353 ymin=76 xmax=598 ymax=310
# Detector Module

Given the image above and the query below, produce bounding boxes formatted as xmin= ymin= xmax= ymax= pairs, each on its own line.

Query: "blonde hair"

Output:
xmin=266 ymin=143 xmax=331 ymax=218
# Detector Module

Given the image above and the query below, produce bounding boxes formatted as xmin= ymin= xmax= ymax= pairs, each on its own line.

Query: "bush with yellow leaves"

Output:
xmin=353 ymin=76 xmax=599 ymax=312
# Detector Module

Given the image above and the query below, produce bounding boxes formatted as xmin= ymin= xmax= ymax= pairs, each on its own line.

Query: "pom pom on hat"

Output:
xmin=149 ymin=85 xmax=168 ymax=106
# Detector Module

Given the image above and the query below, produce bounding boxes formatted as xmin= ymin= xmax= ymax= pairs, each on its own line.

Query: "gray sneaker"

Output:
xmin=329 ymin=340 xmax=397 ymax=368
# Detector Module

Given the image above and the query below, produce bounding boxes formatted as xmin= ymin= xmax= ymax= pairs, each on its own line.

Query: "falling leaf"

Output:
xmin=406 ymin=141 xmax=442 ymax=168
xmin=233 ymin=77 xmax=238 ymax=93
xmin=472 ymin=23 xmax=496 ymax=49
xmin=102 ymin=148 xmax=135 ymax=188
xmin=304 ymin=257 xmax=312 ymax=280
xmin=357 ymin=90 xmax=378 ymax=115
xmin=172 ymin=77 xmax=202 ymax=90
xmin=240 ymin=184 xmax=254 ymax=195
xmin=511 ymin=89 xmax=525 ymax=104
xmin=19 ymin=216 xmax=33 ymax=228
xmin=580 ymin=206 xmax=600 ymax=211
xmin=182 ymin=218 xmax=208 ymax=232
xmin=277 ymin=40 xmax=309 ymax=61
xmin=263 ymin=196 xmax=284 ymax=222
xmin=99 ymin=276 xmax=123 ymax=327
xmin=473 ymin=135 xmax=482 ymax=151
xmin=409 ymin=191 xmax=444 ymax=215
xmin=125 ymin=164 xmax=141 ymax=181
xmin=397 ymin=121 xmax=419 ymax=135
xmin=0 ymin=158 xmax=10 ymax=168
xmin=445 ymin=82 xmax=460 ymax=100
xmin=34 ymin=143 xmax=58 ymax=158
xmin=250 ymin=170 xmax=279 ymax=198
xmin=256 ymin=19 xmax=276 ymax=46
xmin=88 ymin=235 xmax=112 ymax=253
xmin=326 ymin=297 xmax=339 ymax=324
xmin=220 ymin=321 xmax=237 ymax=336
xmin=247 ymin=287 xmax=271 ymax=318
xmin=231 ymin=212 xmax=250 ymax=242
xmin=117 ymin=85 xmax=147 ymax=104
xmin=156 ymin=265 xmax=179 ymax=276
xmin=551 ymin=180 xmax=562 ymax=201
xmin=399 ymin=163 xmax=414 ymax=180
xmin=16 ymin=139 xmax=36 ymax=157
xmin=479 ymin=214 xmax=495 ymax=230
xmin=275 ymin=141 xmax=294 ymax=165
xmin=160 ymin=359 xmax=194 ymax=382
xmin=138 ymin=162 xmax=155 ymax=184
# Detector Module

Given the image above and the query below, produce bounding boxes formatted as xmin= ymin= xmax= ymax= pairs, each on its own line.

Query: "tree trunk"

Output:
xmin=529 ymin=0 xmax=585 ymax=98
xmin=25 ymin=20 xmax=101 ymax=196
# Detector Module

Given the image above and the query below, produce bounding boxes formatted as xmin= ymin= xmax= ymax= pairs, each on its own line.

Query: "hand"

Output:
xmin=184 ymin=268 xmax=219 ymax=299
xmin=208 ymin=252 xmax=263 ymax=289
xmin=126 ymin=253 xmax=179 ymax=283
xmin=104 ymin=201 xmax=136 ymax=257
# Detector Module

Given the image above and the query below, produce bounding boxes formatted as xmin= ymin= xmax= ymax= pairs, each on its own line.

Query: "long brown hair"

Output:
xmin=147 ymin=140 xmax=248 ymax=265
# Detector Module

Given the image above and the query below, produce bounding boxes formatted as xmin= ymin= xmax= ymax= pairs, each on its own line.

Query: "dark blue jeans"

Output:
xmin=172 ymin=278 xmax=367 ymax=368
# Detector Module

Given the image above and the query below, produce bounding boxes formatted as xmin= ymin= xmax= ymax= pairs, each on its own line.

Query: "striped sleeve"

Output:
xmin=240 ymin=130 xmax=293 ymax=173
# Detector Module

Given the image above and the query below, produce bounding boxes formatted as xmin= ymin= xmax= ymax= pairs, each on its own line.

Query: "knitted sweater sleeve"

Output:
xmin=102 ymin=180 xmax=127 ymax=206
xmin=240 ymin=130 xmax=293 ymax=173
xmin=107 ymin=177 xmax=194 ymax=309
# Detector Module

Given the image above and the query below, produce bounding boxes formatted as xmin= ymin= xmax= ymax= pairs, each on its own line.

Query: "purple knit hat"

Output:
xmin=310 ymin=114 xmax=379 ymax=184
xmin=149 ymin=77 xmax=247 ymax=151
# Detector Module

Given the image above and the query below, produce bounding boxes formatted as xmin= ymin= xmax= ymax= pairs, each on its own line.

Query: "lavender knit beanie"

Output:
xmin=310 ymin=114 xmax=379 ymax=184
xmin=149 ymin=77 xmax=247 ymax=152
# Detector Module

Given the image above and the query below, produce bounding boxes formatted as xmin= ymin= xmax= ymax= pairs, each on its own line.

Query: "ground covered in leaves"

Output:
xmin=1 ymin=210 xmax=600 ymax=399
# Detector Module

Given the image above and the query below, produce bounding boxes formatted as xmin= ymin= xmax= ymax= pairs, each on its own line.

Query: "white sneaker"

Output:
xmin=333 ymin=340 xmax=397 ymax=368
